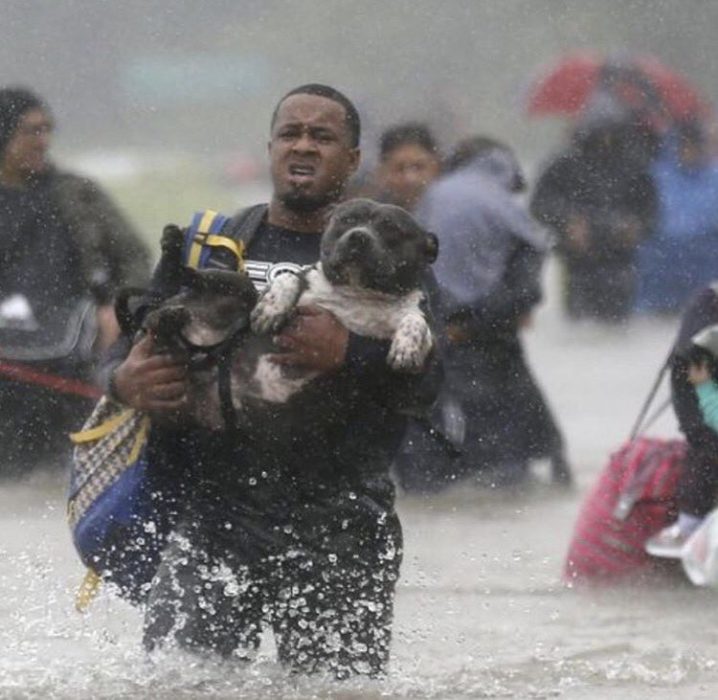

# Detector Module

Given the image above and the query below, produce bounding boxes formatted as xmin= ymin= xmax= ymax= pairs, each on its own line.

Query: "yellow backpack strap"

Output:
xmin=69 ymin=407 xmax=136 ymax=444
xmin=184 ymin=210 xmax=245 ymax=271
xmin=75 ymin=568 xmax=102 ymax=612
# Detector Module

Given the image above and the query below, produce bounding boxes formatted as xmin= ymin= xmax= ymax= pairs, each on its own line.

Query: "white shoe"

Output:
xmin=645 ymin=523 xmax=691 ymax=559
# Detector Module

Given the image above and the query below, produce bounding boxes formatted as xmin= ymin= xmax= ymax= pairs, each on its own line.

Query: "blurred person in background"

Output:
xmin=0 ymin=86 xmax=150 ymax=472
xmin=374 ymin=122 xmax=442 ymax=212
xmin=412 ymin=136 xmax=571 ymax=488
xmin=636 ymin=120 xmax=718 ymax=315
xmin=646 ymin=284 xmax=718 ymax=556
xmin=531 ymin=116 xmax=658 ymax=322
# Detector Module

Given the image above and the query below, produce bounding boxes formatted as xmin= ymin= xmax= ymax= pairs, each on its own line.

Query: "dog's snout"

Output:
xmin=343 ymin=227 xmax=372 ymax=248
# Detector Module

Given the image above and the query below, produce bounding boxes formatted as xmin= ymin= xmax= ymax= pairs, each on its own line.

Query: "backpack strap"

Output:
xmin=221 ymin=203 xmax=268 ymax=251
xmin=183 ymin=210 xmax=238 ymax=270
xmin=182 ymin=204 xmax=268 ymax=272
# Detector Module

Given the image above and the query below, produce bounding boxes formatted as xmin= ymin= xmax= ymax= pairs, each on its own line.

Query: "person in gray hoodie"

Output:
xmin=415 ymin=137 xmax=571 ymax=487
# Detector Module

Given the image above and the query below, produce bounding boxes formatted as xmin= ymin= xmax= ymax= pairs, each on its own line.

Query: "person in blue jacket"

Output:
xmin=636 ymin=120 xmax=718 ymax=314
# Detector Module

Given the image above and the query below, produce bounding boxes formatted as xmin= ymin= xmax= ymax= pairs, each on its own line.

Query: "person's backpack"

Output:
xmin=563 ymin=350 xmax=687 ymax=584
xmin=563 ymin=436 xmax=685 ymax=584
xmin=67 ymin=207 xmax=263 ymax=609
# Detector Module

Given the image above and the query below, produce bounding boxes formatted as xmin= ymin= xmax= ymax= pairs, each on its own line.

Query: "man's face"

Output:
xmin=2 ymin=109 xmax=53 ymax=178
xmin=379 ymin=143 xmax=440 ymax=211
xmin=269 ymin=94 xmax=360 ymax=212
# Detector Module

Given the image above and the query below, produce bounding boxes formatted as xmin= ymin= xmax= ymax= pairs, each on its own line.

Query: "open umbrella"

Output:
xmin=526 ymin=51 xmax=710 ymax=130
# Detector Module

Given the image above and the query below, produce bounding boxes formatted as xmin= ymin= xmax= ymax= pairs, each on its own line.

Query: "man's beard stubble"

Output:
xmin=278 ymin=186 xmax=342 ymax=214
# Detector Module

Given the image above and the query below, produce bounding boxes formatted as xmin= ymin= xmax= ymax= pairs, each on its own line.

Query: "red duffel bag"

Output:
xmin=563 ymin=436 xmax=685 ymax=585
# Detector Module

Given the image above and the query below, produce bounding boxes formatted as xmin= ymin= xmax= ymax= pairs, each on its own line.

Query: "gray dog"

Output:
xmin=247 ymin=198 xmax=438 ymax=404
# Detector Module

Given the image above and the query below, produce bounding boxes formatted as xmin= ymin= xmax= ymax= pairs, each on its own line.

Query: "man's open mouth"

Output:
xmin=288 ymin=164 xmax=316 ymax=179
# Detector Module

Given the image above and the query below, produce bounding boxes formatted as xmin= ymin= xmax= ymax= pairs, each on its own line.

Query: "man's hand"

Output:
xmin=111 ymin=334 xmax=188 ymax=412
xmin=270 ymin=305 xmax=348 ymax=373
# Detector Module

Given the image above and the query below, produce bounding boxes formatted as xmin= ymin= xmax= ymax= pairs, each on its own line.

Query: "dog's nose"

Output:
xmin=343 ymin=227 xmax=372 ymax=248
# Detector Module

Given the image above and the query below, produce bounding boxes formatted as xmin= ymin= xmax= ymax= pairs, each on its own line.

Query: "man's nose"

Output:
xmin=292 ymin=131 xmax=318 ymax=153
xmin=35 ymin=130 xmax=52 ymax=151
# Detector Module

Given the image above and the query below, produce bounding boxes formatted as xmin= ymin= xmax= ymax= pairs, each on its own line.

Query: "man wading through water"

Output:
xmin=104 ymin=84 xmax=439 ymax=678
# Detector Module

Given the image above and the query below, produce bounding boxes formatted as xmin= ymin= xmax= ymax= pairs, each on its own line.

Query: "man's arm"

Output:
xmin=270 ymin=304 xmax=442 ymax=413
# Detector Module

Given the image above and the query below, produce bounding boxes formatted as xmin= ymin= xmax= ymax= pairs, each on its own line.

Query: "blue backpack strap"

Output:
xmin=183 ymin=209 xmax=242 ymax=270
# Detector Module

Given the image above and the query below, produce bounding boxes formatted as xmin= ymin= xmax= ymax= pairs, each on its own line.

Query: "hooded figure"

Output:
xmin=531 ymin=115 xmax=658 ymax=322
xmin=401 ymin=138 xmax=570 ymax=489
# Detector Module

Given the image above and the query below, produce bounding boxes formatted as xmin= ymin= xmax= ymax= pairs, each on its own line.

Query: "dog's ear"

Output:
xmin=425 ymin=232 xmax=439 ymax=263
xmin=161 ymin=224 xmax=185 ymax=255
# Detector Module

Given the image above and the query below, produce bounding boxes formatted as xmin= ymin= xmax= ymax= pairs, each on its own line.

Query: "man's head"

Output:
xmin=0 ymin=87 xmax=53 ymax=183
xmin=269 ymin=84 xmax=360 ymax=214
xmin=445 ymin=136 xmax=526 ymax=193
xmin=378 ymin=122 xmax=441 ymax=211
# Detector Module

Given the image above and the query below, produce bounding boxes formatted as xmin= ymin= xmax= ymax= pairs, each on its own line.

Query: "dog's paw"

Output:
xmin=250 ymin=273 xmax=302 ymax=334
xmin=387 ymin=315 xmax=433 ymax=371
xmin=250 ymin=295 xmax=290 ymax=334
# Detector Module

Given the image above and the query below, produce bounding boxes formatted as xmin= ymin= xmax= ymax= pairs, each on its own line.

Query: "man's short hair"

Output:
xmin=271 ymin=84 xmax=361 ymax=148
xmin=379 ymin=122 xmax=438 ymax=161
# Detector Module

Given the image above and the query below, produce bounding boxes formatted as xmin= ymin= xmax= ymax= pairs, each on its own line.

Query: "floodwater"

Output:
xmin=2 ymin=263 xmax=718 ymax=699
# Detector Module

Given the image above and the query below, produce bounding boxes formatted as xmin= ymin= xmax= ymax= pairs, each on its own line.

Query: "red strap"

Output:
xmin=0 ymin=359 xmax=102 ymax=400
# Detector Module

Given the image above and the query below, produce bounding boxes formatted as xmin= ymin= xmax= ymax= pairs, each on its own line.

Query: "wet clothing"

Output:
xmin=104 ymin=206 xmax=438 ymax=676
xmin=531 ymin=138 xmax=657 ymax=321
xmin=636 ymin=137 xmax=718 ymax=314
xmin=671 ymin=283 xmax=718 ymax=517
xmin=0 ymin=168 xmax=150 ymax=472
xmin=406 ymin=156 xmax=567 ymax=487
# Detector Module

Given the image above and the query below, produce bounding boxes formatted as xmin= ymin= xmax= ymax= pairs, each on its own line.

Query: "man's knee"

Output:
xmin=142 ymin=531 xmax=263 ymax=658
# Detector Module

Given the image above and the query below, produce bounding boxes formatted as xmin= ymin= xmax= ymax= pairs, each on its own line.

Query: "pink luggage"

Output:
xmin=564 ymin=437 xmax=685 ymax=584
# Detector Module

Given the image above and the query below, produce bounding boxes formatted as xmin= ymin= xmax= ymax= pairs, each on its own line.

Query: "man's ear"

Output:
xmin=425 ymin=232 xmax=439 ymax=263
xmin=348 ymin=147 xmax=361 ymax=176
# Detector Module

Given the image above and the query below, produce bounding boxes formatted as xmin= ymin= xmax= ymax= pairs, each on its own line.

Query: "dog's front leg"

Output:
xmin=387 ymin=311 xmax=434 ymax=371
xmin=251 ymin=272 xmax=304 ymax=334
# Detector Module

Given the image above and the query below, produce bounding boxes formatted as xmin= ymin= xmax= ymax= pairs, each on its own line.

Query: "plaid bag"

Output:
xmin=68 ymin=397 xmax=150 ymax=528
xmin=68 ymin=397 xmax=159 ymax=609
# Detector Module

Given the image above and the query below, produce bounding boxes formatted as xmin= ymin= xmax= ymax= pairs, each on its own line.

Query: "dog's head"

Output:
xmin=143 ymin=267 xmax=258 ymax=356
xmin=320 ymin=198 xmax=438 ymax=295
